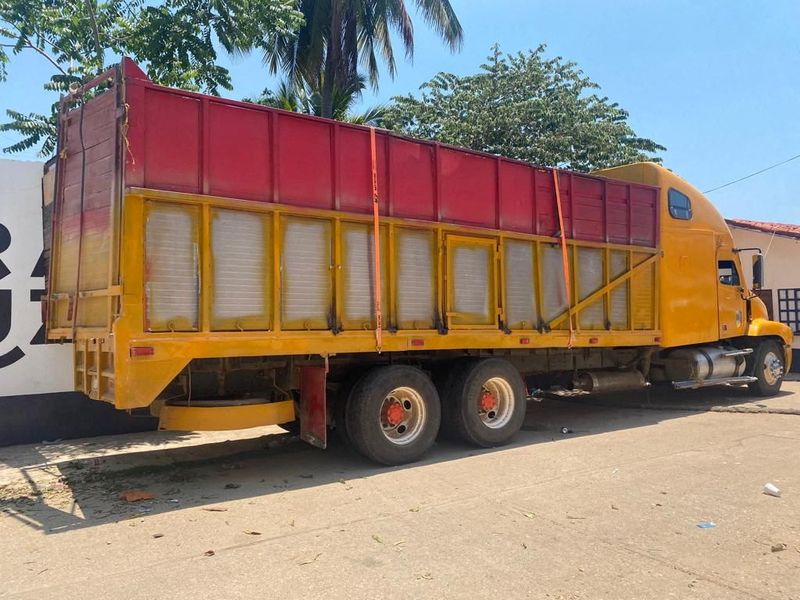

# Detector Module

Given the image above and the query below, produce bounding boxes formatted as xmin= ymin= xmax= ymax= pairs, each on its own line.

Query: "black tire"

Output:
xmin=435 ymin=359 xmax=473 ymax=441
xmin=747 ymin=340 xmax=785 ymax=397
xmin=333 ymin=390 xmax=352 ymax=445
xmin=333 ymin=371 xmax=365 ymax=446
xmin=441 ymin=358 xmax=527 ymax=447
xmin=345 ymin=365 xmax=441 ymax=465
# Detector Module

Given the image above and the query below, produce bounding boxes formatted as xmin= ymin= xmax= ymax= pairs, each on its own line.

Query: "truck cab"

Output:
xmin=596 ymin=162 xmax=792 ymax=389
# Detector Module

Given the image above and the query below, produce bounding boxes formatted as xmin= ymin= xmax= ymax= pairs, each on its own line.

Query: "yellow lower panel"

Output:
xmin=158 ymin=400 xmax=295 ymax=431
xmin=113 ymin=329 xmax=663 ymax=410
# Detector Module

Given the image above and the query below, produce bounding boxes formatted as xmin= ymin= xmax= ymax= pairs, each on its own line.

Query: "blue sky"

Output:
xmin=2 ymin=0 xmax=799 ymax=223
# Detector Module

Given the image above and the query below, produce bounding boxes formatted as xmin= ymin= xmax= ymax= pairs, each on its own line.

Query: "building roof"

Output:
xmin=726 ymin=218 xmax=800 ymax=241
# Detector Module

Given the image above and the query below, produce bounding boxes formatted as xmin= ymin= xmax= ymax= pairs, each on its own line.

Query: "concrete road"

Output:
xmin=1 ymin=382 xmax=799 ymax=600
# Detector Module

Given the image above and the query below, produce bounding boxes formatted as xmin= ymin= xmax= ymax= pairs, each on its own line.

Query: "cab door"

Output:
xmin=716 ymin=247 xmax=747 ymax=338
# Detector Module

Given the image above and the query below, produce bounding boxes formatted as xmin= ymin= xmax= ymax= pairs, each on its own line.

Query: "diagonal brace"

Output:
xmin=548 ymin=252 xmax=660 ymax=330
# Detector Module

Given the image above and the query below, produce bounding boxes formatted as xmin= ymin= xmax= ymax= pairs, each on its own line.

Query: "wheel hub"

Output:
xmin=480 ymin=390 xmax=498 ymax=412
xmin=478 ymin=377 xmax=516 ymax=429
xmin=379 ymin=387 xmax=426 ymax=446
xmin=385 ymin=402 xmax=405 ymax=426
xmin=764 ymin=351 xmax=784 ymax=386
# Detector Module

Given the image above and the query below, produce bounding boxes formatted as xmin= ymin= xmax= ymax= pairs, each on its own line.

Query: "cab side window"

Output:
xmin=668 ymin=188 xmax=692 ymax=220
xmin=718 ymin=260 xmax=740 ymax=286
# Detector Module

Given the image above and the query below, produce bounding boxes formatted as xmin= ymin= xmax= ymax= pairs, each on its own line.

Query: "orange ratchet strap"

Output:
xmin=552 ymin=169 xmax=576 ymax=348
xmin=370 ymin=127 xmax=383 ymax=352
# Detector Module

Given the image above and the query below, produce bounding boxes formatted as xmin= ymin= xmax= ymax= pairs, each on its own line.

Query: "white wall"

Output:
xmin=729 ymin=225 xmax=800 ymax=350
xmin=0 ymin=159 xmax=73 ymax=396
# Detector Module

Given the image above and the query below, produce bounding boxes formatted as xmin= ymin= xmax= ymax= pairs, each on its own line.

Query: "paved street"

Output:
xmin=2 ymin=381 xmax=799 ymax=600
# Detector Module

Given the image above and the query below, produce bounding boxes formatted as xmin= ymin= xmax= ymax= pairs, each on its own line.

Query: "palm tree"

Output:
xmin=265 ymin=0 xmax=462 ymax=119
xmin=249 ymin=72 xmax=387 ymax=125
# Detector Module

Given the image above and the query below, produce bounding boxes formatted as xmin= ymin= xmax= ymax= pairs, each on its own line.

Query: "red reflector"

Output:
xmin=130 ymin=346 xmax=155 ymax=357
xmin=654 ymin=336 xmax=662 ymax=343
xmin=410 ymin=338 xmax=425 ymax=347
xmin=519 ymin=337 xmax=530 ymax=345
xmin=589 ymin=337 xmax=599 ymax=344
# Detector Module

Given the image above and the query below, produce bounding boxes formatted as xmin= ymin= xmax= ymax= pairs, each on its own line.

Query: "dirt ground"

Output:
xmin=1 ymin=381 xmax=799 ymax=600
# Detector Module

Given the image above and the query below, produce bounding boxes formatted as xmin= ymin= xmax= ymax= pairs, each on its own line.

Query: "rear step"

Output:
xmin=75 ymin=339 xmax=115 ymax=403
xmin=158 ymin=398 xmax=294 ymax=431
xmin=672 ymin=376 xmax=757 ymax=390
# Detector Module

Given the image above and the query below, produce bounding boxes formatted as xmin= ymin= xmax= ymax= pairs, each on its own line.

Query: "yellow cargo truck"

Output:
xmin=45 ymin=61 xmax=792 ymax=464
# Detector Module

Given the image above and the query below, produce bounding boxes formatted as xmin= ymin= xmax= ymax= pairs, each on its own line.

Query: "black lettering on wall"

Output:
xmin=0 ymin=289 xmax=10 ymax=343
xmin=0 ymin=222 xmax=25 ymax=367
xmin=0 ymin=223 xmax=10 ymax=280
xmin=29 ymin=250 xmax=46 ymax=345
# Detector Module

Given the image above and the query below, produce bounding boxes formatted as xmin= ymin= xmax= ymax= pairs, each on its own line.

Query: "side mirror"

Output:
xmin=752 ymin=254 xmax=764 ymax=290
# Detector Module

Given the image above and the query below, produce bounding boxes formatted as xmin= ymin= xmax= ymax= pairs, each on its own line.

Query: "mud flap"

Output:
xmin=299 ymin=365 xmax=327 ymax=449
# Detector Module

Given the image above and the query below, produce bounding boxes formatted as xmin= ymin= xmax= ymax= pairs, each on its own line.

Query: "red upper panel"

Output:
xmin=120 ymin=59 xmax=658 ymax=247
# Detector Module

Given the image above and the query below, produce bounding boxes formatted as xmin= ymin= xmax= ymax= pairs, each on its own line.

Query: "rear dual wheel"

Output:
xmin=341 ymin=359 xmax=527 ymax=465
xmin=440 ymin=358 xmax=527 ymax=447
xmin=344 ymin=365 xmax=441 ymax=466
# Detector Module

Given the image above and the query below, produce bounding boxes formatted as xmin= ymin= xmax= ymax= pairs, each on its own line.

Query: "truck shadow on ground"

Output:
xmin=1 ymin=384 xmax=795 ymax=535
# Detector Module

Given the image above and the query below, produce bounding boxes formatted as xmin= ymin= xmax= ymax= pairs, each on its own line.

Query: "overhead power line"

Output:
xmin=704 ymin=152 xmax=800 ymax=194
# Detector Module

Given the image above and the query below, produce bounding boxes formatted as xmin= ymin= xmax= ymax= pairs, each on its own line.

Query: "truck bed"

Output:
xmin=46 ymin=59 xmax=662 ymax=409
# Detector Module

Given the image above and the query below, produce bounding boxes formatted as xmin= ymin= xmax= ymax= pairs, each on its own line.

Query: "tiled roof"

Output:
xmin=725 ymin=218 xmax=800 ymax=240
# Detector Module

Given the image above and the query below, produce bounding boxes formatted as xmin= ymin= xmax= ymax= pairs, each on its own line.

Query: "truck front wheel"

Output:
xmin=441 ymin=358 xmax=527 ymax=447
xmin=345 ymin=366 xmax=441 ymax=465
xmin=748 ymin=340 xmax=785 ymax=397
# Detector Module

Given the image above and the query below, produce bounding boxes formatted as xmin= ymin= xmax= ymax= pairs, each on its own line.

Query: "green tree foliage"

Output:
xmin=0 ymin=0 xmax=303 ymax=155
xmin=383 ymin=45 xmax=665 ymax=172
xmin=246 ymin=72 xmax=386 ymax=125
xmin=266 ymin=0 xmax=462 ymax=119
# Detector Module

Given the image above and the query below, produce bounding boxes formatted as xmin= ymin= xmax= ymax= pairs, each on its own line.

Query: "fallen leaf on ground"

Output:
xmin=523 ymin=512 xmax=536 ymax=519
xmin=408 ymin=507 xmax=420 ymax=513
xmin=771 ymin=543 xmax=787 ymax=553
xmin=298 ymin=552 xmax=322 ymax=565
xmin=243 ymin=530 xmax=262 ymax=536
xmin=152 ymin=533 xmax=164 ymax=539
xmin=372 ymin=534 xmax=383 ymax=544
xmin=204 ymin=550 xmax=215 ymax=557
xmin=224 ymin=483 xmax=240 ymax=490
xmin=119 ymin=490 xmax=155 ymax=502
xmin=202 ymin=507 xmax=228 ymax=512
